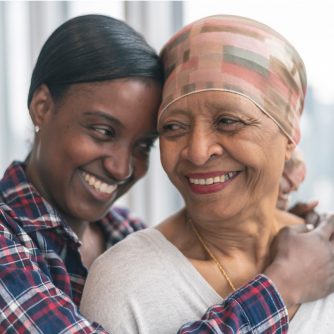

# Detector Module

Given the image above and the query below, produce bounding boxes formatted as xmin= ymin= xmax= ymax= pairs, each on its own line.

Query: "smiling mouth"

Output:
xmin=189 ymin=171 xmax=238 ymax=185
xmin=81 ymin=171 xmax=117 ymax=195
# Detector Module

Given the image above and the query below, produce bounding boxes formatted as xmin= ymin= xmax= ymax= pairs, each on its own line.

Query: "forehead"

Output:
xmin=60 ymin=79 xmax=158 ymax=103
xmin=161 ymin=91 xmax=263 ymax=119
xmin=53 ymin=79 xmax=161 ymax=132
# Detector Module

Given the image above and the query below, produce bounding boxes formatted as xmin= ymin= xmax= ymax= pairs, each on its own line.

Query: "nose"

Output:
xmin=182 ymin=125 xmax=224 ymax=166
xmin=103 ymin=148 xmax=134 ymax=182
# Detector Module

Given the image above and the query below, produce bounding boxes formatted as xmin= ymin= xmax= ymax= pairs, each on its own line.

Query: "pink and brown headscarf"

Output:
xmin=159 ymin=15 xmax=307 ymax=145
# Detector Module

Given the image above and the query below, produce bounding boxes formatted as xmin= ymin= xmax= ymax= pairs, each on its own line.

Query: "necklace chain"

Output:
xmin=188 ymin=218 xmax=236 ymax=292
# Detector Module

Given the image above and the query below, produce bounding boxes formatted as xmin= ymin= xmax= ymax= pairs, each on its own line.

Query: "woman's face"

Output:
xmin=28 ymin=78 xmax=161 ymax=223
xmin=158 ymin=91 xmax=293 ymax=221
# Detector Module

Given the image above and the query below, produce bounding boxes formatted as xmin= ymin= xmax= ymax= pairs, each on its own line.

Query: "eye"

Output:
xmin=215 ymin=116 xmax=244 ymax=132
xmin=163 ymin=123 xmax=181 ymax=131
xmin=92 ymin=126 xmax=115 ymax=138
xmin=158 ymin=122 xmax=188 ymax=138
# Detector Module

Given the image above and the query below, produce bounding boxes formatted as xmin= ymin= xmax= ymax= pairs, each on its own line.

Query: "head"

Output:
xmin=277 ymin=148 xmax=306 ymax=210
xmin=27 ymin=15 xmax=163 ymax=224
xmin=157 ymin=15 xmax=306 ymax=221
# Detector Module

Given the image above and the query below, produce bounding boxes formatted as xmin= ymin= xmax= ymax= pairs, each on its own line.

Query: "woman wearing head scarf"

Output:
xmin=81 ymin=15 xmax=334 ymax=334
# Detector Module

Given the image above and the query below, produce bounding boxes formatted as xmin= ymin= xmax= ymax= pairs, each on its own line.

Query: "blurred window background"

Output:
xmin=1 ymin=1 xmax=333 ymax=225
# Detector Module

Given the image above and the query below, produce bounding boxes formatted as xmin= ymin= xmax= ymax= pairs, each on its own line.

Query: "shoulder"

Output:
xmin=94 ymin=228 xmax=164 ymax=270
xmin=0 ymin=203 xmax=23 ymax=239
xmin=275 ymin=208 xmax=305 ymax=229
xmin=81 ymin=229 xmax=168 ymax=317
xmin=0 ymin=205 xmax=40 ymax=270
xmin=85 ymin=229 xmax=170 ymax=291
xmin=81 ymin=229 xmax=176 ymax=317
xmin=80 ymin=230 xmax=162 ymax=333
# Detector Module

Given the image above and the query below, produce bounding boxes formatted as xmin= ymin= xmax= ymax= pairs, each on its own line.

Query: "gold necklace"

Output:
xmin=188 ymin=217 xmax=236 ymax=292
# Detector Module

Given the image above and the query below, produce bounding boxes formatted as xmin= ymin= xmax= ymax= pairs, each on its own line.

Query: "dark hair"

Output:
xmin=28 ymin=14 xmax=164 ymax=107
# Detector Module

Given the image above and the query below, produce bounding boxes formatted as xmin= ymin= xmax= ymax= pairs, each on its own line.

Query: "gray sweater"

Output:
xmin=80 ymin=228 xmax=222 ymax=334
xmin=80 ymin=228 xmax=334 ymax=334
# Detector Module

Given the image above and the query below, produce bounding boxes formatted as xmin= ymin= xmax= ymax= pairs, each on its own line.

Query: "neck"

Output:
xmin=158 ymin=205 xmax=303 ymax=296
xmin=186 ymin=206 xmax=280 ymax=270
xmin=67 ymin=219 xmax=89 ymax=240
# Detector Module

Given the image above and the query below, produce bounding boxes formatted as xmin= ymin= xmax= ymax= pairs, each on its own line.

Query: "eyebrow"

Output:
xmin=83 ymin=111 xmax=123 ymax=128
xmin=161 ymin=108 xmax=191 ymax=118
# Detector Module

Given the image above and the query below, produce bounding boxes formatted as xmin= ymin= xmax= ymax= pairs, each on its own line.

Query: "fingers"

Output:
xmin=278 ymin=214 xmax=334 ymax=239
xmin=288 ymin=200 xmax=318 ymax=217
xmin=304 ymin=211 xmax=321 ymax=227
xmin=305 ymin=223 xmax=315 ymax=231
xmin=307 ymin=200 xmax=320 ymax=210
xmin=281 ymin=223 xmax=312 ymax=235
xmin=315 ymin=214 xmax=334 ymax=239
xmin=296 ymin=200 xmax=319 ymax=211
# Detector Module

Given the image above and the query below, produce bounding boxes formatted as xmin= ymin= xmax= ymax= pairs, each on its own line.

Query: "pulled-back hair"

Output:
xmin=28 ymin=14 xmax=164 ymax=107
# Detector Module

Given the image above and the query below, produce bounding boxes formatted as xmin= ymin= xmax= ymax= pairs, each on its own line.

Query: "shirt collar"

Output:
xmin=0 ymin=161 xmax=79 ymax=241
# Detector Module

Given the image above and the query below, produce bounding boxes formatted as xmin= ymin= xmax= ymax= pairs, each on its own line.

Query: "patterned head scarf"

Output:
xmin=159 ymin=15 xmax=307 ymax=145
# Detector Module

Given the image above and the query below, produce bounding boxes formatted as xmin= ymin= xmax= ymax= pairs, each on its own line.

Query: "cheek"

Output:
xmin=160 ymin=141 xmax=178 ymax=175
xmin=41 ymin=124 xmax=86 ymax=162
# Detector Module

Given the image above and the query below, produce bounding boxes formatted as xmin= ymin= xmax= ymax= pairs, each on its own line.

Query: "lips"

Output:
xmin=186 ymin=171 xmax=240 ymax=194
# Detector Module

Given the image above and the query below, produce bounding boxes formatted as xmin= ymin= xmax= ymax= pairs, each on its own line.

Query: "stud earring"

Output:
xmin=34 ymin=125 xmax=40 ymax=133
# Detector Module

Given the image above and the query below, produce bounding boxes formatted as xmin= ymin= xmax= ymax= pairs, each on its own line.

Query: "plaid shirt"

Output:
xmin=0 ymin=161 xmax=288 ymax=334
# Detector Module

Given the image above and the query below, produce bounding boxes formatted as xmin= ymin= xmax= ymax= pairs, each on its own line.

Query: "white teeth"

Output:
xmin=205 ymin=178 xmax=214 ymax=185
xmin=82 ymin=171 xmax=117 ymax=195
xmin=189 ymin=172 xmax=237 ymax=186
xmin=213 ymin=176 xmax=220 ymax=183
xmin=88 ymin=176 xmax=95 ymax=186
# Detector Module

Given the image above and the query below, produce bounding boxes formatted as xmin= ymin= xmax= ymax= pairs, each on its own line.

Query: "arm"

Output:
xmin=0 ymin=232 xmax=109 ymax=333
xmin=178 ymin=275 xmax=287 ymax=334
xmin=178 ymin=216 xmax=334 ymax=334
xmin=265 ymin=216 xmax=334 ymax=307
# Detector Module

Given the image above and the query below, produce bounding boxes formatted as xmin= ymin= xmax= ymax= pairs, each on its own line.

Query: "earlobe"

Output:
xmin=29 ymin=84 xmax=54 ymax=128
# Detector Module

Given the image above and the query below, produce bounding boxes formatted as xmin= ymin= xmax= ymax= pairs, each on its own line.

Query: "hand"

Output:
xmin=288 ymin=200 xmax=320 ymax=226
xmin=264 ymin=215 xmax=334 ymax=308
